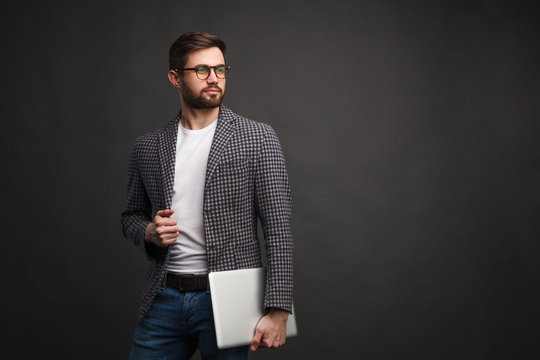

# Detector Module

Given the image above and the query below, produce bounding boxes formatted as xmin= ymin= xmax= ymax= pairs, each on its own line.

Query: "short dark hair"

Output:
xmin=169 ymin=31 xmax=227 ymax=70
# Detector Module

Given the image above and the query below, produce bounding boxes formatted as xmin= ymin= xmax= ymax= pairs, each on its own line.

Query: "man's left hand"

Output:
xmin=250 ymin=308 xmax=289 ymax=351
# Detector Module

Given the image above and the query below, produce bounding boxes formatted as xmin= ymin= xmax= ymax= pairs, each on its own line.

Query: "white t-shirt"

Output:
xmin=166 ymin=119 xmax=218 ymax=274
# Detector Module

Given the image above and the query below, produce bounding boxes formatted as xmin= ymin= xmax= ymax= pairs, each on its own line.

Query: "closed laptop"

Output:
xmin=208 ymin=267 xmax=298 ymax=349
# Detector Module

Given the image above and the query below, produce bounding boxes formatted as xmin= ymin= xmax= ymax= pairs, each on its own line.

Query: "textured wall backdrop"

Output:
xmin=2 ymin=0 xmax=539 ymax=359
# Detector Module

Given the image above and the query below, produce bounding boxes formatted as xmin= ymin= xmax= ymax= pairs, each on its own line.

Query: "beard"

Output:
xmin=180 ymin=79 xmax=225 ymax=109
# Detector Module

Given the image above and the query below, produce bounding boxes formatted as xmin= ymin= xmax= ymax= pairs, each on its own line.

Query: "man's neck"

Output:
xmin=180 ymin=103 xmax=220 ymax=130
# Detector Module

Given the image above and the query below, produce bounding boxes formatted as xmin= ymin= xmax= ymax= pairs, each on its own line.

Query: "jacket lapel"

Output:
xmin=159 ymin=115 xmax=180 ymax=209
xmin=205 ymin=106 xmax=237 ymax=186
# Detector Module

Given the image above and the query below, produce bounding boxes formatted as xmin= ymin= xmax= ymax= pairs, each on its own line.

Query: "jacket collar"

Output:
xmin=205 ymin=105 xmax=237 ymax=186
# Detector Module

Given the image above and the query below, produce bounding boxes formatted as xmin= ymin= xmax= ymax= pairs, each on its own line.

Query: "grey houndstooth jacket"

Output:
xmin=121 ymin=105 xmax=293 ymax=320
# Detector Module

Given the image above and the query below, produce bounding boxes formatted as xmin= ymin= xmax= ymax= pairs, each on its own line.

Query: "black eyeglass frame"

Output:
xmin=176 ymin=64 xmax=231 ymax=80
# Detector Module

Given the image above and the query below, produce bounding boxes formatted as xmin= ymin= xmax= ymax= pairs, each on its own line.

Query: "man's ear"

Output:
xmin=168 ymin=70 xmax=181 ymax=89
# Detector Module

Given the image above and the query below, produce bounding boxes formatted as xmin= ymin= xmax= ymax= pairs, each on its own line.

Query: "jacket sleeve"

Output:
xmin=120 ymin=139 xmax=163 ymax=260
xmin=254 ymin=125 xmax=294 ymax=313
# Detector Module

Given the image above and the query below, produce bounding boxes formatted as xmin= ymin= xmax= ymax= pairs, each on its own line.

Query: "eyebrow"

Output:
xmin=192 ymin=63 xmax=226 ymax=67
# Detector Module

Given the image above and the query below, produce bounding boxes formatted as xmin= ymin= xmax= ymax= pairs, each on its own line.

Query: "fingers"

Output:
xmin=156 ymin=216 xmax=177 ymax=226
xmin=261 ymin=337 xmax=273 ymax=349
xmin=154 ymin=225 xmax=178 ymax=245
xmin=155 ymin=209 xmax=177 ymax=228
xmin=155 ymin=225 xmax=179 ymax=236
xmin=251 ymin=327 xmax=284 ymax=351
xmin=261 ymin=335 xmax=282 ymax=349
xmin=156 ymin=209 xmax=174 ymax=217
xmin=160 ymin=231 xmax=179 ymax=241
xmin=250 ymin=328 xmax=263 ymax=351
xmin=152 ymin=232 xmax=178 ymax=247
xmin=273 ymin=337 xmax=285 ymax=349
xmin=250 ymin=314 xmax=287 ymax=352
xmin=155 ymin=209 xmax=178 ymax=235
xmin=251 ymin=334 xmax=283 ymax=351
xmin=151 ymin=209 xmax=179 ymax=247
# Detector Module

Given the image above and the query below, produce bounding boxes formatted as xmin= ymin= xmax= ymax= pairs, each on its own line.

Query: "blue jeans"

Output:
xmin=129 ymin=284 xmax=249 ymax=359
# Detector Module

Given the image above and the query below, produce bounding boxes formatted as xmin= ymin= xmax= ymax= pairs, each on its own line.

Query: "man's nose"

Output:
xmin=206 ymin=68 xmax=219 ymax=83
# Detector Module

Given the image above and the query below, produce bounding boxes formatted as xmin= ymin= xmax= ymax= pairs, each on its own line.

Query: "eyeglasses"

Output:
xmin=177 ymin=64 xmax=231 ymax=80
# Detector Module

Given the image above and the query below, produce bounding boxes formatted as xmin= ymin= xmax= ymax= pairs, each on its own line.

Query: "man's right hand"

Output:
xmin=144 ymin=209 xmax=179 ymax=247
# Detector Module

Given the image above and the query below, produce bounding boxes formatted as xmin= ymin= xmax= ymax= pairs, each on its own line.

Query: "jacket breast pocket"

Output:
xmin=213 ymin=159 xmax=251 ymax=204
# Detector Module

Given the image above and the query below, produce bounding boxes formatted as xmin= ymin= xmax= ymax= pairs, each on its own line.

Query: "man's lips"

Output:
xmin=204 ymin=87 xmax=221 ymax=94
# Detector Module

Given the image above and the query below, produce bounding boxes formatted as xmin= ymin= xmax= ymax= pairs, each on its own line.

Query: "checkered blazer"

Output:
xmin=121 ymin=105 xmax=293 ymax=320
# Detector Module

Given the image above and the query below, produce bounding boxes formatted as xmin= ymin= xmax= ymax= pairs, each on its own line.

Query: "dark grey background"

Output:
xmin=2 ymin=0 xmax=539 ymax=359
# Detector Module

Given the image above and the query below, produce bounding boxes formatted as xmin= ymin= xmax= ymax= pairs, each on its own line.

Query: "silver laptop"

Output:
xmin=208 ymin=267 xmax=297 ymax=349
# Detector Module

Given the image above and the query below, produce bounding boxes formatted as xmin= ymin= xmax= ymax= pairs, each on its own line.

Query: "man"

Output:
xmin=121 ymin=31 xmax=293 ymax=359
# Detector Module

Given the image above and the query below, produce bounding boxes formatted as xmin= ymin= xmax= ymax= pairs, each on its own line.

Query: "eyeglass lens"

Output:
xmin=195 ymin=65 xmax=227 ymax=79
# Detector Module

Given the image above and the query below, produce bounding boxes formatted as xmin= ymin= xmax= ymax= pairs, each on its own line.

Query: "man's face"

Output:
xmin=179 ymin=47 xmax=226 ymax=109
